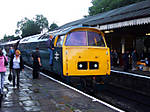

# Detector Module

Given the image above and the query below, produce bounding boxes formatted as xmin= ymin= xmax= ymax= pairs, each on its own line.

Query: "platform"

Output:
xmin=0 ymin=66 xmax=123 ymax=112
xmin=112 ymin=66 xmax=150 ymax=78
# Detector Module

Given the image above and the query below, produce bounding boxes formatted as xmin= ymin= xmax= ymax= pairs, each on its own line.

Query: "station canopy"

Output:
xmin=59 ymin=0 xmax=150 ymax=30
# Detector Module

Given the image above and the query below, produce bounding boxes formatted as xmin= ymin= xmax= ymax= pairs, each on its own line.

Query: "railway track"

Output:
xmin=26 ymin=65 xmax=150 ymax=112
xmin=96 ymin=83 xmax=150 ymax=112
xmin=44 ymin=70 xmax=150 ymax=112
xmin=61 ymin=76 xmax=150 ymax=112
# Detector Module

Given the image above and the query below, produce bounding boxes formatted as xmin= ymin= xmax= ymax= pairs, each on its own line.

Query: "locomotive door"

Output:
xmin=52 ymin=35 xmax=65 ymax=76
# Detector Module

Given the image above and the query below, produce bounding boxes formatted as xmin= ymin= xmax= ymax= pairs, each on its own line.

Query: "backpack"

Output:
xmin=4 ymin=56 xmax=8 ymax=66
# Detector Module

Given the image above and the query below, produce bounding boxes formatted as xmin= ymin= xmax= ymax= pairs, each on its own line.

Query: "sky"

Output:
xmin=0 ymin=0 xmax=92 ymax=39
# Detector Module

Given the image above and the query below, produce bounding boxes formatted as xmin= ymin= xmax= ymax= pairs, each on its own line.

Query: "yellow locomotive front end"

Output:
xmin=62 ymin=27 xmax=110 ymax=77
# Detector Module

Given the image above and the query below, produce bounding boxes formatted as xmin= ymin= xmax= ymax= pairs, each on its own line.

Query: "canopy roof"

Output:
xmin=59 ymin=0 xmax=150 ymax=30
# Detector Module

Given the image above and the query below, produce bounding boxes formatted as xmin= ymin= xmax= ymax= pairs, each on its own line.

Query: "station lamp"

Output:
xmin=146 ymin=33 xmax=150 ymax=36
xmin=104 ymin=30 xmax=114 ymax=34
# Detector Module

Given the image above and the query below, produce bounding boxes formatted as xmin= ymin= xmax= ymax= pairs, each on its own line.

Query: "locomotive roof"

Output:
xmin=18 ymin=26 xmax=81 ymax=44
xmin=19 ymin=33 xmax=54 ymax=44
xmin=49 ymin=25 xmax=101 ymax=37
xmin=19 ymin=34 xmax=42 ymax=43
xmin=1 ymin=39 xmax=19 ymax=46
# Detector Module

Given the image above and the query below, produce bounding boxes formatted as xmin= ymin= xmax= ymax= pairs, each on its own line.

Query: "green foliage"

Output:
xmin=34 ymin=14 xmax=49 ymax=30
xmin=21 ymin=20 xmax=41 ymax=37
xmin=89 ymin=0 xmax=146 ymax=16
xmin=3 ymin=34 xmax=20 ymax=41
xmin=16 ymin=14 xmax=49 ymax=38
xmin=2 ymin=14 xmax=59 ymax=41
xmin=49 ymin=23 xmax=58 ymax=31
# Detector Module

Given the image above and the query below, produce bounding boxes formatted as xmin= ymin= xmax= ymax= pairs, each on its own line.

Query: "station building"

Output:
xmin=59 ymin=0 xmax=150 ymax=57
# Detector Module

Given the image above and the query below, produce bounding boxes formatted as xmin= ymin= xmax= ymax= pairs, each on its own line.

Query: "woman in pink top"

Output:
xmin=0 ymin=49 xmax=8 ymax=98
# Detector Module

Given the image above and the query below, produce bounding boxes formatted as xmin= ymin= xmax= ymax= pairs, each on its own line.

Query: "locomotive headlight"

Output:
xmin=89 ymin=62 xmax=99 ymax=69
xmin=78 ymin=62 xmax=87 ymax=70
xmin=79 ymin=64 xmax=83 ymax=68
xmin=94 ymin=64 xmax=98 ymax=68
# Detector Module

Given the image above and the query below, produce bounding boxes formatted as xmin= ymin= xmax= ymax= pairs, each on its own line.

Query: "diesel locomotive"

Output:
xmin=1 ymin=26 xmax=110 ymax=85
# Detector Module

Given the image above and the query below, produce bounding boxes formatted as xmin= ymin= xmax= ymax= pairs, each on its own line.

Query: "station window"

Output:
xmin=56 ymin=35 xmax=65 ymax=47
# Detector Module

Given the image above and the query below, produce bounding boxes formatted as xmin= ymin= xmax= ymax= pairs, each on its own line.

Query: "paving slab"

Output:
xmin=0 ymin=67 xmax=121 ymax=112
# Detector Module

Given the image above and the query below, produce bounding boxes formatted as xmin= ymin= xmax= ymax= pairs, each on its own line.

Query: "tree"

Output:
xmin=89 ymin=0 xmax=146 ymax=16
xmin=15 ymin=17 xmax=29 ymax=36
xmin=3 ymin=34 xmax=10 ymax=41
xmin=34 ymin=14 xmax=49 ymax=30
xmin=21 ymin=20 xmax=41 ymax=37
xmin=3 ymin=34 xmax=20 ymax=41
xmin=15 ymin=14 xmax=49 ymax=38
xmin=49 ymin=23 xmax=58 ymax=31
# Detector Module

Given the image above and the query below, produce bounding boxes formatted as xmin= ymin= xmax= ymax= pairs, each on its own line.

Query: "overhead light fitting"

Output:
xmin=104 ymin=30 xmax=114 ymax=34
xmin=146 ymin=33 xmax=150 ymax=36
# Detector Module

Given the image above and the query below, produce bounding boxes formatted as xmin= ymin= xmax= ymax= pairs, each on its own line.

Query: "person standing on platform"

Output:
xmin=123 ymin=50 xmax=130 ymax=72
xmin=2 ymin=48 xmax=7 ymax=56
xmin=148 ymin=57 xmax=150 ymax=70
xmin=110 ymin=49 xmax=114 ymax=68
xmin=32 ymin=47 xmax=42 ymax=79
xmin=0 ymin=49 xmax=8 ymax=98
xmin=113 ymin=49 xmax=118 ymax=67
xmin=47 ymin=35 xmax=54 ymax=67
xmin=9 ymin=50 xmax=24 ymax=89
xmin=131 ymin=49 xmax=138 ymax=71
xmin=9 ymin=47 xmax=15 ymax=57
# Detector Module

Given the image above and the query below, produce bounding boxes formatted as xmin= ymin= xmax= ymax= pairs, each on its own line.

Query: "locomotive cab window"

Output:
xmin=65 ymin=31 xmax=105 ymax=47
xmin=88 ymin=31 xmax=105 ymax=47
xmin=56 ymin=35 xmax=65 ymax=47
xmin=65 ymin=31 xmax=87 ymax=46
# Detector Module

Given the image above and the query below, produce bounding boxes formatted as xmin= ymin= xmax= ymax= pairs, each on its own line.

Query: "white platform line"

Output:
xmin=25 ymin=65 xmax=125 ymax=112
xmin=111 ymin=70 xmax=150 ymax=79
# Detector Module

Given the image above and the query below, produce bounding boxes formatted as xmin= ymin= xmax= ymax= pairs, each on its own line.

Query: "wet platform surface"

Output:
xmin=112 ymin=67 xmax=150 ymax=77
xmin=1 ymin=67 xmax=119 ymax=112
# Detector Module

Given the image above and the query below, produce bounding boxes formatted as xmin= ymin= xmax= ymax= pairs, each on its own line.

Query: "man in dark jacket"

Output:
xmin=32 ymin=47 xmax=42 ymax=79
xmin=131 ymin=50 xmax=138 ymax=71
xmin=113 ymin=49 xmax=118 ymax=67
xmin=123 ymin=51 xmax=130 ymax=72
xmin=47 ymin=35 xmax=54 ymax=66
